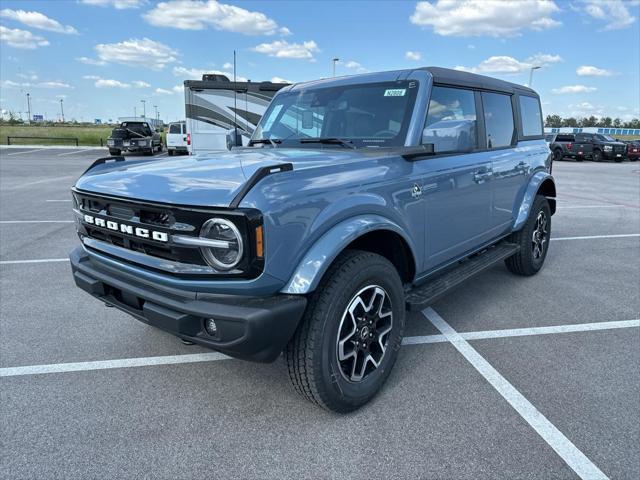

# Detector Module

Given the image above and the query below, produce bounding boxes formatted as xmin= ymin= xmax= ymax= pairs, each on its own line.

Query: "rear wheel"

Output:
xmin=505 ymin=195 xmax=551 ymax=276
xmin=144 ymin=148 xmax=154 ymax=156
xmin=553 ymin=148 xmax=563 ymax=162
xmin=168 ymin=149 xmax=174 ymax=156
xmin=108 ymin=149 xmax=121 ymax=156
xmin=285 ymin=250 xmax=405 ymax=413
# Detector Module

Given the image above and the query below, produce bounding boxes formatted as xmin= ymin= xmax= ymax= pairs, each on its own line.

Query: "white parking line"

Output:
xmin=558 ymin=205 xmax=630 ymax=209
xmin=0 ymin=258 xmax=69 ymax=265
xmin=402 ymin=319 xmax=639 ymax=345
xmin=2 ymin=318 xmax=637 ymax=378
xmin=423 ymin=307 xmax=609 ymax=480
xmin=3 ymin=148 xmax=49 ymax=156
xmin=0 ymin=352 xmax=230 ymax=377
xmin=56 ymin=149 xmax=95 ymax=156
xmin=551 ymin=233 xmax=640 ymax=241
xmin=45 ymin=199 xmax=72 ymax=202
xmin=2 ymin=175 xmax=75 ymax=190
xmin=0 ymin=220 xmax=73 ymax=224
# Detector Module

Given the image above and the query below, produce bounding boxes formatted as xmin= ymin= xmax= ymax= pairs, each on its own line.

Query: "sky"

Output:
xmin=0 ymin=0 xmax=638 ymax=124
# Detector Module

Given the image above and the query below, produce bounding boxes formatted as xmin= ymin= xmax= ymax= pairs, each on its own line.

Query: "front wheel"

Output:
xmin=505 ymin=195 xmax=551 ymax=276
xmin=285 ymin=250 xmax=405 ymax=413
xmin=553 ymin=148 xmax=563 ymax=162
xmin=592 ymin=150 xmax=602 ymax=162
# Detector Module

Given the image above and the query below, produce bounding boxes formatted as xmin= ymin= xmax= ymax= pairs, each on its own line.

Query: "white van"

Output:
xmin=166 ymin=121 xmax=187 ymax=156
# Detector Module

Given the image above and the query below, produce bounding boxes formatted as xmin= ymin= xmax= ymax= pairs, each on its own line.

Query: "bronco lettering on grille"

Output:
xmin=83 ymin=214 xmax=169 ymax=242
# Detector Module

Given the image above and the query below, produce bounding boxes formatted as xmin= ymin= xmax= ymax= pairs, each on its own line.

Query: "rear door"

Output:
xmin=574 ymin=133 xmax=593 ymax=157
xmin=482 ymin=91 xmax=523 ymax=231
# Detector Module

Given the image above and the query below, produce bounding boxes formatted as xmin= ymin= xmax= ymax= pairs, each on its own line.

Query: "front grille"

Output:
xmin=73 ymin=190 xmax=212 ymax=267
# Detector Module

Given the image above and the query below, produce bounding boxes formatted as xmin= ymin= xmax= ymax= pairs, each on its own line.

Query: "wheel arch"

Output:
xmin=281 ymin=215 xmax=418 ymax=295
xmin=513 ymin=173 xmax=556 ymax=231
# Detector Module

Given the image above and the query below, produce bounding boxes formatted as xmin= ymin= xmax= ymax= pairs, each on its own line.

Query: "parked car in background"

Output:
xmin=167 ymin=121 xmax=188 ymax=156
xmin=550 ymin=133 xmax=584 ymax=161
xmin=622 ymin=140 xmax=640 ymax=161
xmin=107 ymin=120 xmax=163 ymax=156
xmin=578 ymin=133 xmax=628 ymax=162
xmin=70 ymin=67 xmax=555 ymax=412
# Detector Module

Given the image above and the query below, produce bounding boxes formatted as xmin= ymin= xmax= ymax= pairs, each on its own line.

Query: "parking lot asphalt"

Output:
xmin=1 ymin=147 xmax=639 ymax=479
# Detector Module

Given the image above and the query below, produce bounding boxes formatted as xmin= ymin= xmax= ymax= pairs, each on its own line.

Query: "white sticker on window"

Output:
xmin=384 ymin=89 xmax=406 ymax=97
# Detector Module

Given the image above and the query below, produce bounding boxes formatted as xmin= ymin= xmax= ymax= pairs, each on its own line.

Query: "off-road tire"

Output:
xmin=592 ymin=149 xmax=602 ymax=162
xmin=108 ymin=149 xmax=121 ymax=156
xmin=144 ymin=148 xmax=154 ymax=156
xmin=168 ymin=150 xmax=174 ymax=156
xmin=505 ymin=195 xmax=551 ymax=276
xmin=285 ymin=250 xmax=405 ymax=413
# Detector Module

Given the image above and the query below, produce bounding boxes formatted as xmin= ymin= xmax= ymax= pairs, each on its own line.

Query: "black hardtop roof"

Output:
xmin=421 ymin=66 xmax=538 ymax=96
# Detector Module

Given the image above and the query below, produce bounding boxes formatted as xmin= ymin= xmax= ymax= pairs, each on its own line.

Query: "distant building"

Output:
xmin=545 ymin=126 xmax=640 ymax=136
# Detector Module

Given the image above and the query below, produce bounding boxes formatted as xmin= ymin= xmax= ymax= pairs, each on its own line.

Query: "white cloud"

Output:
xmin=172 ymin=85 xmax=184 ymax=93
xmin=38 ymin=81 xmax=72 ymax=89
xmin=252 ymin=40 xmax=319 ymax=60
xmin=405 ymin=51 xmax=422 ymax=61
xmin=222 ymin=62 xmax=233 ymax=70
xmin=271 ymin=76 xmax=291 ymax=84
xmin=154 ymin=88 xmax=174 ymax=95
xmin=576 ymin=0 xmax=637 ymax=30
xmin=172 ymin=66 xmax=247 ymax=81
xmin=1 ymin=79 xmax=71 ymax=89
xmin=455 ymin=53 xmax=562 ymax=74
xmin=80 ymin=0 xmax=146 ymax=9
xmin=76 ymin=56 xmax=107 ymax=66
xmin=17 ymin=72 xmax=38 ymax=81
xmin=94 ymin=38 xmax=178 ymax=69
xmin=143 ymin=0 xmax=288 ymax=35
xmin=95 ymin=79 xmax=131 ymax=88
xmin=410 ymin=0 xmax=561 ymax=37
xmin=576 ymin=65 xmax=614 ymax=76
xmin=551 ymin=85 xmax=597 ymax=94
xmin=343 ymin=60 xmax=369 ymax=73
xmin=0 ymin=25 xmax=49 ymax=49
xmin=0 ymin=9 xmax=78 ymax=34
xmin=85 ymin=76 xmax=150 ymax=88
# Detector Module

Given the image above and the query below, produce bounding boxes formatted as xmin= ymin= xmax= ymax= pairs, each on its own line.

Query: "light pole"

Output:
xmin=59 ymin=98 xmax=65 ymax=123
xmin=528 ymin=66 xmax=541 ymax=87
xmin=134 ymin=106 xmax=137 ymax=118
xmin=26 ymin=92 xmax=31 ymax=123
xmin=141 ymin=99 xmax=146 ymax=119
xmin=153 ymin=104 xmax=158 ymax=122
xmin=332 ymin=58 xmax=340 ymax=77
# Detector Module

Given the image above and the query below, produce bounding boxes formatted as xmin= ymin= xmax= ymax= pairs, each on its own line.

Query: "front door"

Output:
xmin=417 ymin=85 xmax=493 ymax=270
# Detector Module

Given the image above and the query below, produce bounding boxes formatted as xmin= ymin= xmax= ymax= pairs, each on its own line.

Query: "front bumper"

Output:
xmin=70 ymin=247 xmax=307 ymax=363
xmin=602 ymin=150 xmax=626 ymax=160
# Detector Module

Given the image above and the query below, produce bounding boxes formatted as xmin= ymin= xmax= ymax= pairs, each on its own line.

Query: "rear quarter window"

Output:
xmin=518 ymin=95 xmax=543 ymax=137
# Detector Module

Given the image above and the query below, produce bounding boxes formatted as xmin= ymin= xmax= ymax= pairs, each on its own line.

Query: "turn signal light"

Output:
xmin=255 ymin=226 xmax=264 ymax=258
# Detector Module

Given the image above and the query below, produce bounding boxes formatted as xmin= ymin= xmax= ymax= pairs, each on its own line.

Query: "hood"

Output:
xmin=74 ymin=148 xmax=375 ymax=207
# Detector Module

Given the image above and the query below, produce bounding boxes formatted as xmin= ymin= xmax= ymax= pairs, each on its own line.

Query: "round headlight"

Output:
xmin=200 ymin=218 xmax=243 ymax=270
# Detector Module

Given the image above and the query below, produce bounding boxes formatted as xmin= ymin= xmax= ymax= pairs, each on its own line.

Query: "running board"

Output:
xmin=406 ymin=242 xmax=520 ymax=311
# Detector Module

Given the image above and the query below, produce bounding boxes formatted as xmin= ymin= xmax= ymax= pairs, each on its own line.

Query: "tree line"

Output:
xmin=545 ymin=115 xmax=640 ymax=129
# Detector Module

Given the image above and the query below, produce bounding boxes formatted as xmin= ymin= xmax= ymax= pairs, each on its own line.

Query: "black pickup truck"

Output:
xmin=551 ymin=133 xmax=627 ymax=162
xmin=107 ymin=121 xmax=163 ymax=156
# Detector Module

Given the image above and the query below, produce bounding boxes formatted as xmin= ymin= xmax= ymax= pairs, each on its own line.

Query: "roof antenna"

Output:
xmin=233 ymin=50 xmax=238 ymax=148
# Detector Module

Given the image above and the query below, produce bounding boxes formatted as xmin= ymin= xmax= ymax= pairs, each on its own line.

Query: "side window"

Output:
xmin=423 ymin=86 xmax=477 ymax=153
xmin=482 ymin=92 xmax=515 ymax=149
xmin=518 ymin=95 xmax=543 ymax=137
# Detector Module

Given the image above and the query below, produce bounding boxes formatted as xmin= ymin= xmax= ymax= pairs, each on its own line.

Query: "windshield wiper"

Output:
xmin=299 ymin=137 xmax=356 ymax=149
xmin=248 ymin=138 xmax=282 ymax=147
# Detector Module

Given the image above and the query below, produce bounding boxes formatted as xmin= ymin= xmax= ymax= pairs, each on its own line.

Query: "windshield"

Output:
xmin=545 ymin=134 xmax=555 ymax=142
xmin=597 ymin=134 xmax=616 ymax=142
xmin=252 ymin=81 xmax=419 ymax=148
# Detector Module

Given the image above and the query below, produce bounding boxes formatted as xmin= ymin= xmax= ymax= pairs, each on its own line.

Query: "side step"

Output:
xmin=406 ymin=242 xmax=520 ymax=311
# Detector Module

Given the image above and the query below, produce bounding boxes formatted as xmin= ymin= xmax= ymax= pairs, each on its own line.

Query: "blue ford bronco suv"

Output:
xmin=70 ymin=67 xmax=555 ymax=412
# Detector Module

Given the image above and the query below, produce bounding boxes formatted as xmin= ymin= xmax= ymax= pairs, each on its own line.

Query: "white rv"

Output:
xmin=184 ymin=74 xmax=287 ymax=154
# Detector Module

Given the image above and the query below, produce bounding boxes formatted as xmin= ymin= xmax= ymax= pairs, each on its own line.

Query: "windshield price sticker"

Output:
xmin=384 ymin=89 xmax=406 ymax=97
